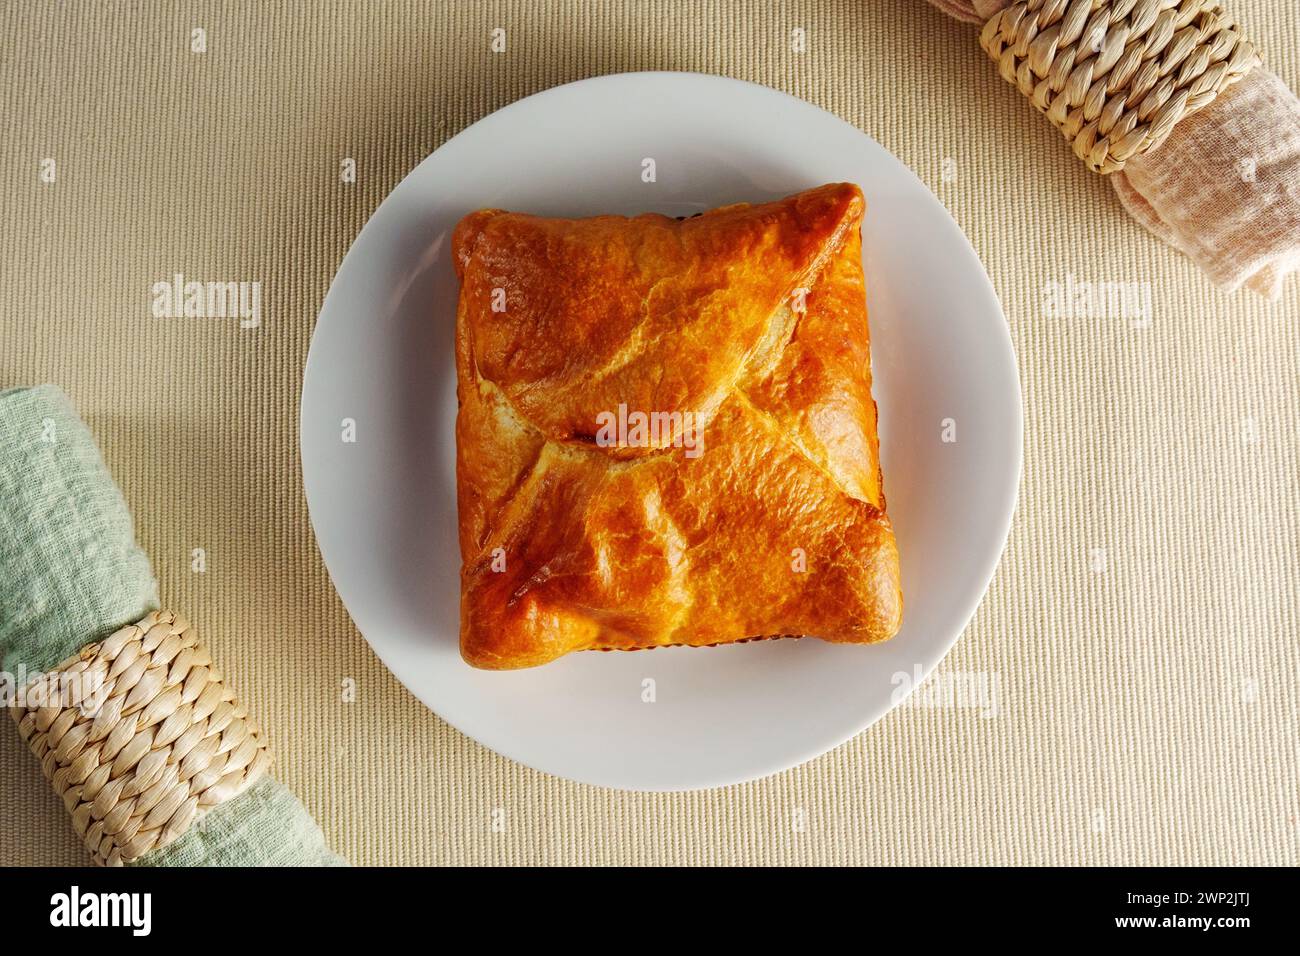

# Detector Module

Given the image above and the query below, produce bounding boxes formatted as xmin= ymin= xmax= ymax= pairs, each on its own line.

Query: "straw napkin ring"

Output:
xmin=980 ymin=0 xmax=1259 ymax=172
xmin=9 ymin=610 xmax=271 ymax=866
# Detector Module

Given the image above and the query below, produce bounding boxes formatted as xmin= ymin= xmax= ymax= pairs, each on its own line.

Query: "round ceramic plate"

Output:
xmin=301 ymin=72 xmax=1022 ymax=791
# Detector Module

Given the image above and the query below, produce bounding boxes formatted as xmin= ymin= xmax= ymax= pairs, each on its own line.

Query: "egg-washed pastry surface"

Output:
xmin=452 ymin=183 xmax=902 ymax=669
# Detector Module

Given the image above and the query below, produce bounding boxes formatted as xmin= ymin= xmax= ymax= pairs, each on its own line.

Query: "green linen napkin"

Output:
xmin=0 ymin=384 xmax=344 ymax=866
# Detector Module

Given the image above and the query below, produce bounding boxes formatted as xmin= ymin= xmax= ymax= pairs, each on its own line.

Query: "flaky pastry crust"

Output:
xmin=453 ymin=183 xmax=902 ymax=669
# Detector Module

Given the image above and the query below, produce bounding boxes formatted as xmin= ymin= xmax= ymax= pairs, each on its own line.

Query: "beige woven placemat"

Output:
xmin=1 ymin=0 xmax=1296 ymax=866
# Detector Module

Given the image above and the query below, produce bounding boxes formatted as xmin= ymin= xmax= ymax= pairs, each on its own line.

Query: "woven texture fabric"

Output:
xmin=0 ymin=386 xmax=344 ymax=865
xmin=134 ymin=777 xmax=346 ymax=868
xmin=1 ymin=0 xmax=1297 ymax=866
xmin=0 ymin=385 xmax=158 ymax=676
xmin=1116 ymin=69 xmax=1300 ymax=296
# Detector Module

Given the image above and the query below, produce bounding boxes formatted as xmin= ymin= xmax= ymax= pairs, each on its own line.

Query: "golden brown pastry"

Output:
xmin=453 ymin=183 xmax=902 ymax=669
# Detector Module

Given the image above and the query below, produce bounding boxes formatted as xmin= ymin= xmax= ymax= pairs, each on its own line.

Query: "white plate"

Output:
xmin=301 ymin=72 xmax=1022 ymax=791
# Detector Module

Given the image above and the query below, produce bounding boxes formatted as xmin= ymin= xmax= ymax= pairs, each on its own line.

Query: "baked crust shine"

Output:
xmin=453 ymin=183 xmax=902 ymax=669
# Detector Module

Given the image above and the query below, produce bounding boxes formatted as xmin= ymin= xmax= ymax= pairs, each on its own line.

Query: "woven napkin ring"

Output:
xmin=980 ymin=0 xmax=1259 ymax=172
xmin=9 ymin=610 xmax=272 ymax=866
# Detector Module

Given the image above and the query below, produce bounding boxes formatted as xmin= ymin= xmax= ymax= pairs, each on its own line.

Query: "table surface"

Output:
xmin=2 ymin=0 xmax=1296 ymax=866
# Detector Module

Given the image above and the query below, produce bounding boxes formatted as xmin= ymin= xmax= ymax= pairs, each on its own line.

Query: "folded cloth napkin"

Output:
xmin=0 ymin=385 xmax=344 ymax=866
xmin=922 ymin=0 xmax=1300 ymax=297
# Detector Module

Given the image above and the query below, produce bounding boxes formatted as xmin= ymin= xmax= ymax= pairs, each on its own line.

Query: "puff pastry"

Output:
xmin=453 ymin=183 xmax=902 ymax=669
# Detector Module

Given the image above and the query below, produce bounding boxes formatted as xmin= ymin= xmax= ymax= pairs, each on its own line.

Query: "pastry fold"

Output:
xmin=452 ymin=183 xmax=902 ymax=669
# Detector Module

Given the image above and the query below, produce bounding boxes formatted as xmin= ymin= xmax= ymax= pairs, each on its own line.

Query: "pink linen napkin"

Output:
xmin=923 ymin=0 xmax=1300 ymax=297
